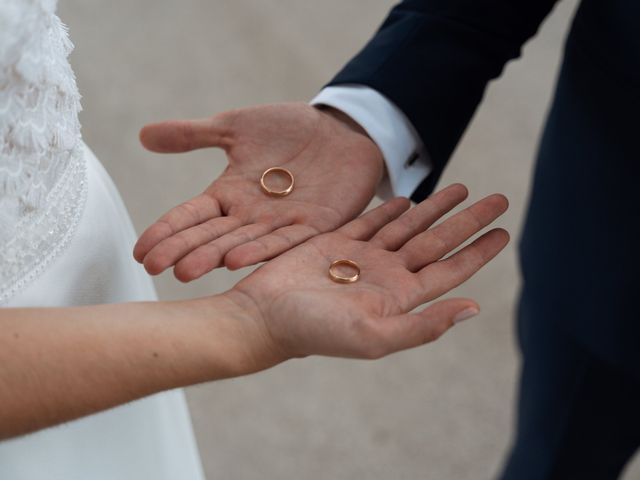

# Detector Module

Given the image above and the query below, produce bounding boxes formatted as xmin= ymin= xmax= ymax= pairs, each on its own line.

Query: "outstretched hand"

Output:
xmin=134 ymin=103 xmax=384 ymax=281
xmin=225 ymin=184 xmax=509 ymax=360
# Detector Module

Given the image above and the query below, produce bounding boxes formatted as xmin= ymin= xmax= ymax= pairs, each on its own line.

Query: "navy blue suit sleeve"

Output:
xmin=329 ymin=0 xmax=559 ymax=201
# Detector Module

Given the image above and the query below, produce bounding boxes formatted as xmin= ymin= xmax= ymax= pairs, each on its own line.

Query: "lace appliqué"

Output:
xmin=0 ymin=151 xmax=86 ymax=304
xmin=0 ymin=0 xmax=87 ymax=304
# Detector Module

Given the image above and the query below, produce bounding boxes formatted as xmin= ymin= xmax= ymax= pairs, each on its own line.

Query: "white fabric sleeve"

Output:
xmin=311 ymin=85 xmax=432 ymax=200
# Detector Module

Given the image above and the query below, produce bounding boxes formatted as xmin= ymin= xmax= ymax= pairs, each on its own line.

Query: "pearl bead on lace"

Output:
xmin=0 ymin=0 xmax=87 ymax=304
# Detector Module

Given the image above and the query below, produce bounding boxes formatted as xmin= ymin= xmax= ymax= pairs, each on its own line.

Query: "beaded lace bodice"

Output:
xmin=0 ymin=0 xmax=87 ymax=304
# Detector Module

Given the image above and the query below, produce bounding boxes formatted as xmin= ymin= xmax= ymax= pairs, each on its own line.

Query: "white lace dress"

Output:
xmin=0 ymin=1 xmax=205 ymax=478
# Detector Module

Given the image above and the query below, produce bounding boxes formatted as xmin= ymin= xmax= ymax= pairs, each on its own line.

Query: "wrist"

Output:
xmin=316 ymin=105 xmax=370 ymax=137
xmin=197 ymin=292 xmax=287 ymax=378
xmin=315 ymin=106 xmax=386 ymax=181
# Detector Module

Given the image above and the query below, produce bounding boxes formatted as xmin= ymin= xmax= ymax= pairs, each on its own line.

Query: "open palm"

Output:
xmin=134 ymin=103 xmax=384 ymax=281
xmin=227 ymin=184 xmax=510 ymax=360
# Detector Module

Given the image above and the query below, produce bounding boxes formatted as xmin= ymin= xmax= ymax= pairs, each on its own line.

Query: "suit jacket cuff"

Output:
xmin=311 ymin=85 xmax=432 ymax=200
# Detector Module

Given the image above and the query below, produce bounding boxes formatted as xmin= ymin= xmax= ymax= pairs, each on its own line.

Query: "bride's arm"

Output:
xmin=0 ymin=294 xmax=277 ymax=440
xmin=1 ymin=187 xmax=509 ymax=440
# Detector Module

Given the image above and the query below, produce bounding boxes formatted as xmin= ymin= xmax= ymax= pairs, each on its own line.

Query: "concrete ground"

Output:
xmin=60 ymin=1 xmax=639 ymax=478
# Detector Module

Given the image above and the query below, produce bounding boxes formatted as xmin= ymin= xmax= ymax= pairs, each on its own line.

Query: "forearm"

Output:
xmin=329 ymin=0 xmax=559 ymax=200
xmin=0 ymin=293 xmax=278 ymax=439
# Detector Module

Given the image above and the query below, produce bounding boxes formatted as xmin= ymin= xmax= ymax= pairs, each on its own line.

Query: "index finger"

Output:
xmin=133 ymin=193 xmax=222 ymax=262
xmin=336 ymin=198 xmax=411 ymax=240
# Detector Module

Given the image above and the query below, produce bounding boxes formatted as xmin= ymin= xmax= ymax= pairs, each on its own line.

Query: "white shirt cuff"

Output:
xmin=311 ymin=85 xmax=432 ymax=200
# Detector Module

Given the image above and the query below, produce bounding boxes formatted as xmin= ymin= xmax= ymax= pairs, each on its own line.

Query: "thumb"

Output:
xmin=370 ymin=298 xmax=480 ymax=357
xmin=139 ymin=116 xmax=231 ymax=153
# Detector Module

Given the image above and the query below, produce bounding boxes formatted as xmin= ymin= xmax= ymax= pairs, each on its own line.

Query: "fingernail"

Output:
xmin=453 ymin=307 xmax=479 ymax=324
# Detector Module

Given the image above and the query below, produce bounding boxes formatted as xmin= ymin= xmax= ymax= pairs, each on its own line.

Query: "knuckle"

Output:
xmin=427 ymin=192 xmax=450 ymax=213
xmin=426 ymin=229 xmax=449 ymax=254
xmin=463 ymin=207 xmax=483 ymax=229
xmin=465 ymin=246 xmax=486 ymax=268
xmin=421 ymin=328 xmax=440 ymax=345
xmin=450 ymin=247 xmax=484 ymax=275
xmin=177 ymin=201 xmax=201 ymax=223
xmin=270 ymin=230 xmax=293 ymax=247
xmin=253 ymin=237 xmax=272 ymax=253
xmin=376 ymin=225 xmax=402 ymax=249
xmin=257 ymin=213 xmax=277 ymax=225
xmin=200 ymin=221 xmax=221 ymax=238
xmin=172 ymin=232 xmax=194 ymax=251
xmin=425 ymin=321 xmax=452 ymax=344
xmin=380 ymin=203 xmax=399 ymax=223
xmin=204 ymin=243 xmax=223 ymax=261
xmin=351 ymin=318 xmax=388 ymax=359
xmin=356 ymin=216 xmax=376 ymax=233
xmin=363 ymin=344 xmax=388 ymax=360
xmin=180 ymin=122 xmax=197 ymax=148
xmin=397 ymin=211 xmax=420 ymax=232
xmin=239 ymin=232 xmax=254 ymax=244
xmin=152 ymin=220 xmax=174 ymax=237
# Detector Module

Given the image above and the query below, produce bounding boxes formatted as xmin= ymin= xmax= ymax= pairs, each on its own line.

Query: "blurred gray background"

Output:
xmin=59 ymin=1 xmax=639 ymax=478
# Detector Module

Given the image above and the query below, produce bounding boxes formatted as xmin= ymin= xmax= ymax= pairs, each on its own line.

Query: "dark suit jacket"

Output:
xmin=329 ymin=0 xmax=640 ymax=375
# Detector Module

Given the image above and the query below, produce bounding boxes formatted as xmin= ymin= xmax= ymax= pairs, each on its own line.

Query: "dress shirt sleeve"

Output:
xmin=311 ymin=85 xmax=432 ymax=200
xmin=326 ymin=0 xmax=559 ymax=201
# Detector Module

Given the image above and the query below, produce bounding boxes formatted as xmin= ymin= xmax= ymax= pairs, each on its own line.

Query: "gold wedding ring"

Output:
xmin=260 ymin=167 xmax=295 ymax=197
xmin=328 ymin=259 xmax=360 ymax=284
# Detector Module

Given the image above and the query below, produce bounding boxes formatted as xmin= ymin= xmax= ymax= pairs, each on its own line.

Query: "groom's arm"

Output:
xmin=133 ymin=0 xmax=557 ymax=274
xmin=313 ymin=0 xmax=560 ymax=201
